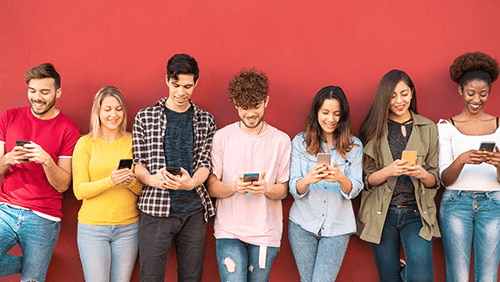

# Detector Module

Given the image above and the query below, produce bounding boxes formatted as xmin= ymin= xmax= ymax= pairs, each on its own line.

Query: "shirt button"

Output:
xmin=322 ymin=214 xmax=325 ymax=217
xmin=324 ymin=200 xmax=326 ymax=203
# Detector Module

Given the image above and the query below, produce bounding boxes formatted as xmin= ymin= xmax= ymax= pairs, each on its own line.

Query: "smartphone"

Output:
xmin=479 ymin=141 xmax=495 ymax=152
xmin=166 ymin=167 xmax=182 ymax=176
xmin=402 ymin=150 xmax=418 ymax=165
xmin=118 ymin=159 xmax=133 ymax=169
xmin=16 ymin=140 xmax=31 ymax=161
xmin=317 ymin=153 xmax=331 ymax=166
xmin=243 ymin=173 xmax=259 ymax=182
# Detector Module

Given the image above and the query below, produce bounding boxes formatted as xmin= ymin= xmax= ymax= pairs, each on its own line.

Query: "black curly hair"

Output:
xmin=450 ymin=51 xmax=499 ymax=89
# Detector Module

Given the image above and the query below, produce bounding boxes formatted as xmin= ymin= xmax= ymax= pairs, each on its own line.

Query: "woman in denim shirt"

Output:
xmin=288 ymin=86 xmax=363 ymax=281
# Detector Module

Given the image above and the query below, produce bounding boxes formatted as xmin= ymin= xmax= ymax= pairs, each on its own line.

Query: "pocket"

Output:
xmin=486 ymin=191 xmax=500 ymax=207
xmin=440 ymin=190 xmax=459 ymax=206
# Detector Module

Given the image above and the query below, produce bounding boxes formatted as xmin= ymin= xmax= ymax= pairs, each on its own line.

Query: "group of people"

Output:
xmin=0 ymin=51 xmax=498 ymax=282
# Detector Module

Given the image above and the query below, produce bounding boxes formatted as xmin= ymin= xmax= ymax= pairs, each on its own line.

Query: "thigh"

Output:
xmin=288 ymin=220 xmax=318 ymax=282
xmin=0 ymin=204 xmax=22 ymax=277
xmin=216 ymin=238 xmax=248 ymax=282
xmin=370 ymin=209 xmax=401 ymax=282
xmin=400 ymin=208 xmax=433 ymax=282
xmin=247 ymin=243 xmax=278 ymax=282
xmin=18 ymin=211 xmax=60 ymax=282
xmin=312 ymin=234 xmax=349 ymax=282
xmin=439 ymin=190 xmax=473 ymax=281
xmin=175 ymin=211 xmax=206 ymax=282
xmin=110 ymin=221 xmax=139 ymax=282
xmin=77 ymin=222 xmax=112 ymax=282
xmin=473 ymin=192 xmax=500 ymax=282
xmin=138 ymin=211 xmax=177 ymax=282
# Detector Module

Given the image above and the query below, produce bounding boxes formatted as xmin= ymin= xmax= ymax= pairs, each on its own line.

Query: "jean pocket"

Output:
xmin=440 ymin=190 xmax=458 ymax=206
xmin=486 ymin=191 xmax=500 ymax=207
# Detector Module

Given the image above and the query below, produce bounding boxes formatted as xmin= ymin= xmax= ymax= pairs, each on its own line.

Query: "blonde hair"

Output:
xmin=89 ymin=86 xmax=128 ymax=140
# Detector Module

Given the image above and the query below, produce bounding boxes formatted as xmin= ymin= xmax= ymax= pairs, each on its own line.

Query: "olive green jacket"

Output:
xmin=357 ymin=112 xmax=441 ymax=244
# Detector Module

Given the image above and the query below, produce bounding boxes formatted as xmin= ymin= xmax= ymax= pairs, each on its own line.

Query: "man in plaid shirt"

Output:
xmin=132 ymin=54 xmax=216 ymax=281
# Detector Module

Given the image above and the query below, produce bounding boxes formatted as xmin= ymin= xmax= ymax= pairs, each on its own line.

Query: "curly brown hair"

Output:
xmin=450 ymin=52 xmax=499 ymax=86
xmin=228 ymin=69 xmax=269 ymax=109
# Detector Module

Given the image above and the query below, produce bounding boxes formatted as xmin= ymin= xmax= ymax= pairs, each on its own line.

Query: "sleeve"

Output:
xmin=425 ymin=123 xmax=440 ymax=189
xmin=194 ymin=112 xmax=216 ymax=172
xmin=340 ymin=139 xmax=364 ymax=199
xmin=276 ymin=135 xmax=291 ymax=184
xmin=210 ymin=131 xmax=223 ymax=179
xmin=289 ymin=134 xmax=309 ymax=199
xmin=127 ymin=177 xmax=143 ymax=196
xmin=72 ymin=137 xmax=115 ymax=200
xmin=437 ymin=121 xmax=453 ymax=178
xmin=132 ymin=111 xmax=147 ymax=165
xmin=58 ymin=121 xmax=81 ymax=158
xmin=0 ymin=111 xmax=7 ymax=143
xmin=362 ymin=142 xmax=379 ymax=192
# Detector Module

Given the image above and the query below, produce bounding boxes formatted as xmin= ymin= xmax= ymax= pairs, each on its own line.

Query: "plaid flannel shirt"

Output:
xmin=132 ymin=97 xmax=216 ymax=221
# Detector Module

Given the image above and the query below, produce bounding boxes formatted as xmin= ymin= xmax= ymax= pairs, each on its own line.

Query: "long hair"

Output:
xmin=88 ymin=86 xmax=128 ymax=141
xmin=304 ymin=86 xmax=354 ymax=159
xmin=359 ymin=70 xmax=417 ymax=168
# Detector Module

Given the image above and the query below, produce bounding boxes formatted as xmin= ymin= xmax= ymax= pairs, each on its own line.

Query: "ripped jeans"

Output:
xmin=216 ymin=238 xmax=278 ymax=282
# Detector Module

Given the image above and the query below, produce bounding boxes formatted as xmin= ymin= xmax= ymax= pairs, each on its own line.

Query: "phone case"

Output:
xmin=402 ymin=150 xmax=418 ymax=165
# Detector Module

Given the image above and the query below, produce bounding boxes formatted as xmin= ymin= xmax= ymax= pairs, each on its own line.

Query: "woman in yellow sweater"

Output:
xmin=72 ymin=86 xmax=142 ymax=282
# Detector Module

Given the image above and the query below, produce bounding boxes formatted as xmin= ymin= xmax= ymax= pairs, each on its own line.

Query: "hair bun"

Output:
xmin=450 ymin=51 xmax=499 ymax=83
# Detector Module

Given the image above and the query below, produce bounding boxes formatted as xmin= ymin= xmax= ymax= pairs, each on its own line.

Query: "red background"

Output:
xmin=1 ymin=0 xmax=500 ymax=281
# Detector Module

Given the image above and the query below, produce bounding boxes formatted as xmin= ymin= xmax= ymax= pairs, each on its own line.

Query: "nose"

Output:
xmin=472 ymin=94 xmax=480 ymax=102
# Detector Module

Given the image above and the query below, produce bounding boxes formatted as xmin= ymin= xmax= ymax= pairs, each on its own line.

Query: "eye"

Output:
xmin=116 ymin=107 xmax=123 ymax=111
xmin=401 ymin=90 xmax=409 ymax=96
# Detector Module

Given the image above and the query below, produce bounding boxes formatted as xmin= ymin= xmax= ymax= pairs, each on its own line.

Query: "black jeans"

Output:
xmin=139 ymin=210 xmax=206 ymax=282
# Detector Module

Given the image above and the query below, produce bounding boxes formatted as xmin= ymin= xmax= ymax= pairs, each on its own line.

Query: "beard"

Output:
xmin=30 ymin=97 xmax=56 ymax=116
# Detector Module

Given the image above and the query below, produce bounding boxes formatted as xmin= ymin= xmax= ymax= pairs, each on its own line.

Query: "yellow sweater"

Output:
xmin=72 ymin=134 xmax=142 ymax=225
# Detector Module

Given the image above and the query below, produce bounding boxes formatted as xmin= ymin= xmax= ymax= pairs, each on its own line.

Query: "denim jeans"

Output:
xmin=216 ymin=238 xmax=278 ymax=282
xmin=288 ymin=220 xmax=349 ymax=282
xmin=370 ymin=205 xmax=434 ymax=282
xmin=138 ymin=210 xmax=206 ymax=282
xmin=0 ymin=203 xmax=60 ymax=282
xmin=439 ymin=190 xmax=500 ymax=282
xmin=77 ymin=221 xmax=139 ymax=282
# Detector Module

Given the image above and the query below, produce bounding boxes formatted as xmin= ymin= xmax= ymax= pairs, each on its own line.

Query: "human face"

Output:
xmin=318 ymin=98 xmax=341 ymax=138
xmin=459 ymin=79 xmax=489 ymax=115
xmin=165 ymin=73 xmax=197 ymax=112
xmin=99 ymin=96 xmax=124 ymax=133
xmin=28 ymin=78 xmax=61 ymax=119
xmin=388 ymin=80 xmax=412 ymax=122
xmin=236 ymin=97 xmax=269 ymax=134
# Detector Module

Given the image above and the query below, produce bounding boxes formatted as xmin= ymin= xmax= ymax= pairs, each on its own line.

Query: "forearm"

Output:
xmin=265 ymin=182 xmax=288 ymax=200
xmin=74 ymin=177 xmax=114 ymax=200
xmin=420 ymin=171 xmax=437 ymax=188
xmin=338 ymin=175 xmax=353 ymax=195
xmin=43 ymin=159 xmax=71 ymax=193
xmin=295 ymin=178 xmax=310 ymax=195
xmin=441 ymin=159 xmax=465 ymax=187
xmin=191 ymin=167 xmax=210 ymax=188
xmin=367 ymin=168 xmax=391 ymax=186
xmin=0 ymin=155 xmax=11 ymax=176
xmin=207 ymin=175 xmax=237 ymax=198
xmin=135 ymin=164 xmax=154 ymax=186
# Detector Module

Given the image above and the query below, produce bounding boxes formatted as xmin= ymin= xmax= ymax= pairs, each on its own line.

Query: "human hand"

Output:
xmin=111 ymin=167 xmax=136 ymax=186
xmin=246 ymin=172 xmax=267 ymax=196
xmin=163 ymin=168 xmax=197 ymax=190
xmin=23 ymin=142 xmax=52 ymax=166
xmin=323 ymin=162 xmax=346 ymax=183
xmin=485 ymin=146 xmax=500 ymax=168
xmin=302 ymin=164 xmax=328 ymax=185
xmin=385 ymin=159 xmax=410 ymax=177
xmin=459 ymin=149 xmax=488 ymax=165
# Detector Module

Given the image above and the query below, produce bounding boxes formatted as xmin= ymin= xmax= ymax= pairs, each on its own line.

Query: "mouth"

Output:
xmin=469 ymin=103 xmax=481 ymax=110
xmin=394 ymin=105 xmax=405 ymax=111
xmin=323 ymin=123 xmax=337 ymax=130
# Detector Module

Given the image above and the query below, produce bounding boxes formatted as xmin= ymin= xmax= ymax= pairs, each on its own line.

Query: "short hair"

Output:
xmin=228 ymin=69 xmax=269 ymax=109
xmin=25 ymin=63 xmax=61 ymax=89
xmin=166 ymin=54 xmax=199 ymax=83
xmin=89 ymin=86 xmax=128 ymax=141
xmin=450 ymin=51 xmax=499 ymax=89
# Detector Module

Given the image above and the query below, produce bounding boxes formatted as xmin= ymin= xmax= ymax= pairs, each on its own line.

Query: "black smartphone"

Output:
xmin=243 ymin=173 xmax=259 ymax=182
xmin=16 ymin=140 xmax=31 ymax=147
xmin=118 ymin=159 xmax=133 ymax=169
xmin=479 ymin=141 xmax=495 ymax=152
xmin=166 ymin=167 xmax=182 ymax=176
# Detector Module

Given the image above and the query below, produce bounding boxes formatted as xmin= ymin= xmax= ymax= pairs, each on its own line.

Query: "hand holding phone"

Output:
xmin=166 ymin=167 xmax=182 ymax=176
xmin=402 ymin=150 xmax=418 ymax=165
xmin=243 ymin=173 xmax=259 ymax=182
xmin=15 ymin=140 xmax=31 ymax=162
xmin=479 ymin=141 xmax=495 ymax=152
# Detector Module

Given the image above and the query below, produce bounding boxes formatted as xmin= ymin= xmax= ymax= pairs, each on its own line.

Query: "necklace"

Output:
xmin=239 ymin=120 xmax=265 ymax=135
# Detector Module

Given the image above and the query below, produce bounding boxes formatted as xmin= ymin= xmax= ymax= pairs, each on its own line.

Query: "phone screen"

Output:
xmin=243 ymin=173 xmax=259 ymax=182
xmin=118 ymin=159 xmax=133 ymax=169
xmin=166 ymin=167 xmax=182 ymax=176
xmin=479 ymin=142 xmax=495 ymax=152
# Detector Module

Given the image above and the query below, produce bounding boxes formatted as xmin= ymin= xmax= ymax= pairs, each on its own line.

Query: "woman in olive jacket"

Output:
xmin=357 ymin=70 xmax=440 ymax=282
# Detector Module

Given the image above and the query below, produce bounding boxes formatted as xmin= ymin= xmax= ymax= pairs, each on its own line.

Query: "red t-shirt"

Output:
xmin=0 ymin=106 xmax=80 ymax=218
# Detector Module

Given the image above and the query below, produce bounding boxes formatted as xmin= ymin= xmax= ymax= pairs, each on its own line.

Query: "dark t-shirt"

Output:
xmin=164 ymin=106 xmax=203 ymax=217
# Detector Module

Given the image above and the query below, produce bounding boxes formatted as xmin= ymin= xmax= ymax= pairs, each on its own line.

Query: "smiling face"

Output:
xmin=28 ymin=78 xmax=61 ymax=119
xmin=99 ymin=96 xmax=124 ymax=132
xmin=388 ymin=80 xmax=413 ymax=122
xmin=317 ymin=98 xmax=341 ymax=138
xmin=459 ymin=79 xmax=489 ymax=115
xmin=236 ymin=97 xmax=269 ymax=133
xmin=165 ymin=73 xmax=197 ymax=112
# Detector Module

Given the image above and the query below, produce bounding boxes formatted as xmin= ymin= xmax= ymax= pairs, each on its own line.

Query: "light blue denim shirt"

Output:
xmin=289 ymin=132 xmax=363 ymax=237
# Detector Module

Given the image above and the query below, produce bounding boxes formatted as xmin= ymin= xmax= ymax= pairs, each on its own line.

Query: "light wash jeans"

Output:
xmin=439 ymin=190 xmax=500 ymax=282
xmin=370 ymin=205 xmax=434 ymax=282
xmin=77 ymin=221 xmax=139 ymax=282
xmin=216 ymin=238 xmax=278 ymax=282
xmin=288 ymin=220 xmax=349 ymax=282
xmin=0 ymin=203 xmax=60 ymax=282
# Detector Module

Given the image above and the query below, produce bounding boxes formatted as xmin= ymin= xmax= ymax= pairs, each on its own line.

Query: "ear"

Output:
xmin=458 ymin=86 xmax=463 ymax=96
xmin=165 ymin=75 xmax=170 ymax=86
xmin=56 ymin=88 xmax=62 ymax=99
xmin=264 ymin=96 xmax=270 ymax=108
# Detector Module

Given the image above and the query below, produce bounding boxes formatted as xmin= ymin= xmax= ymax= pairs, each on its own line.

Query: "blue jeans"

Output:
xmin=370 ymin=205 xmax=434 ymax=282
xmin=77 ymin=221 xmax=139 ymax=282
xmin=439 ymin=190 xmax=500 ymax=282
xmin=288 ymin=220 xmax=349 ymax=282
xmin=216 ymin=238 xmax=278 ymax=282
xmin=139 ymin=210 xmax=206 ymax=282
xmin=0 ymin=203 xmax=60 ymax=282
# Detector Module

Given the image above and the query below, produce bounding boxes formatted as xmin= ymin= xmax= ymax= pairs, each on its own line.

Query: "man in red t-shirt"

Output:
xmin=0 ymin=63 xmax=80 ymax=281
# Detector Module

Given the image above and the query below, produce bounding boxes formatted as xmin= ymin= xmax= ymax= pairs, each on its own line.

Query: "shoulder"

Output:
xmin=267 ymin=125 xmax=291 ymax=142
xmin=57 ymin=111 xmax=79 ymax=130
xmin=214 ymin=122 xmax=238 ymax=140
xmin=412 ymin=113 xmax=436 ymax=127
xmin=193 ymin=103 xmax=215 ymax=123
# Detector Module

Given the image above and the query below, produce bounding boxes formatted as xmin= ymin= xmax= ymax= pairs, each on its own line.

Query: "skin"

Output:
xmin=207 ymin=96 xmax=288 ymax=200
xmin=0 ymin=78 xmax=72 ymax=193
xmin=98 ymin=95 xmax=136 ymax=186
xmin=441 ymin=79 xmax=500 ymax=185
xmin=368 ymin=81 xmax=436 ymax=188
xmin=295 ymin=98 xmax=353 ymax=195
xmin=135 ymin=73 xmax=210 ymax=191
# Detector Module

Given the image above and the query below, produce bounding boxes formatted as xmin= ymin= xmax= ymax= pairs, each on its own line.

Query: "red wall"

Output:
xmin=1 ymin=0 xmax=500 ymax=281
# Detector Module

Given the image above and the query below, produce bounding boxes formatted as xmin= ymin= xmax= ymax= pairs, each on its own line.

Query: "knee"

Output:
xmin=222 ymin=257 xmax=237 ymax=273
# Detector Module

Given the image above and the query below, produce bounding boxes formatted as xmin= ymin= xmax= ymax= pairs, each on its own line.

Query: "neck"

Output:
xmin=31 ymin=107 xmax=59 ymax=120
xmin=99 ymin=128 xmax=123 ymax=142
xmin=239 ymin=120 xmax=266 ymax=135
xmin=165 ymin=98 xmax=190 ymax=113
xmin=323 ymin=133 xmax=335 ymax=151
xmin=461 ymin=109 xmax=485 ymax=120
xmin=388 ymin=111 xmax=411 ymax=123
